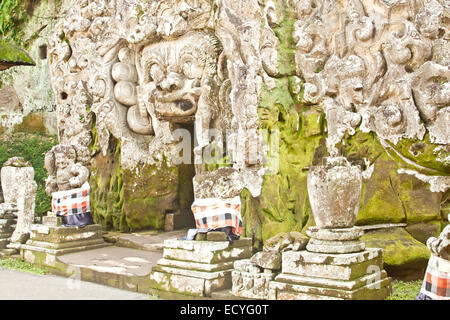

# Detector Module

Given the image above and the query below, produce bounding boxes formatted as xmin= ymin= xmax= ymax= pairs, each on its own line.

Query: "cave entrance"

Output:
xmin=165 ymin=122 xmax=196 ymax=231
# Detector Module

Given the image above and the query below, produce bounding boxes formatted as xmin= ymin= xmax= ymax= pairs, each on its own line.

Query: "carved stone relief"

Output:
xmin=292 ymin=0 xmax=449 ymax=190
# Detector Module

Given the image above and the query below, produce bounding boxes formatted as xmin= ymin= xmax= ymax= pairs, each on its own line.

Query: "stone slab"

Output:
xmin=156 ymin=257 xmax=234 ymax=272
xmin=306 ymin=238 xmax=365 ymax=254
xmin=150 ymin=268 xmax=232 ymax=297
xmin=151 ymin=264 xmax=233 ymax=281
xmin=282 ymin=249 xmax=384 ymax=281
xmin=25 ymin=238 xmax=107 ymax=250
xmin=21 ymin=242 xmax=110 ymax=257
xmin=58 ymin=246 xmax=162 ymax=277
xmin=206 ymin=231 xmax=228 ymax=241
xmin=163 ymin=238 xmax=252 ymax=251
xmin=42 ymin=216 xmax=62 ymax=227
xmin=163 ymin=240 xmax=253 ymax=264
xmin=307 ymin=227 xmax=364 ymax=241
xmin=29 ymin=224 xmax=103 ymax=243
xmin=112 ymin=229 xmax=188 ymax=252
xmin=269 ymin=273 xmax=392 ymax=300
xmin=232 ymin=269 xmax=275 ymax=300
xmin=274 ymin=270 xmax=389 ymax=291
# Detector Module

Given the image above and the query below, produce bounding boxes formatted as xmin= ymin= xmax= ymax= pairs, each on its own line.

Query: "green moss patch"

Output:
xmin=361 ymin=228 xmax=430 ymax=280
xmin=0 ymin=132 xmax=57 ymax=216
xmin=0 ymin=39 xmax=34 ymax=66
xmin=0 ymin=257 xmax=48 ymax=275
xmin=386 ymin=280 xmax=423 ymax=300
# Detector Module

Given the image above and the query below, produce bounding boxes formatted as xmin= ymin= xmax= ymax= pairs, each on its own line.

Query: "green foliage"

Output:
xmin=386 ymin=280 xmax=423 ymax=300
xmin=0 ymin=0 xmax=29 ymax=46
xmin=0 ymin=133 xmax=58 ymax=216
xmin=0 ymin=257 xmax=48 ymax=275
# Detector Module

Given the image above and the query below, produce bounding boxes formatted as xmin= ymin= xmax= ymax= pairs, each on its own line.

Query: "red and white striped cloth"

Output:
xmin=51 ymin=182 xmax=90 ymax=217
xmin=191 ymin=197 xmax=243 ymax=236
xmin=420 ymin=254 xmax=450 ymax=300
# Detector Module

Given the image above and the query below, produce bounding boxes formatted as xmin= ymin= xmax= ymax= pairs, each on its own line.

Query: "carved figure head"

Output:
xmin=140 ymin=32 xmax=222 ymax=121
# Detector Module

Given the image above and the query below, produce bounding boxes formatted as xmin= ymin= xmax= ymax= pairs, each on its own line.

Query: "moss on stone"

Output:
xmin=361 ymin=228 xmax=430 ymax=280
xmin=122 ymin=158 xmax=179 ymax=231
xmin=13 ymin=112 xmax=47 ymax=134
xmin=405 ymin=220 xmax=442 ymax=244
xmin=0 ymin=39 xmax=34 ymax=67
xmin=89 ymin=135 xmax=125 ymax=231
xmin=386 ymin=133 xmax=449 ymax=175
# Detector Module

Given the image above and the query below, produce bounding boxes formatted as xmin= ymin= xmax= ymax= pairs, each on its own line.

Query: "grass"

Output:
xmin=0 ymin=257 xmax=48 ymax=275
xmin=386 ymin=280 xmax=423 ymax=300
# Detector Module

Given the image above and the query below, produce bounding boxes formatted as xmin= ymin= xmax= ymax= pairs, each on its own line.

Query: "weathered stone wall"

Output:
xmin=0 ymin=0 xmax=73 ymax=135
xmin=2 ymin=0 xmax=449 ymax=260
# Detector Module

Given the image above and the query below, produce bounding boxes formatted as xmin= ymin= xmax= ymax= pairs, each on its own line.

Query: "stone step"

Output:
xmin=56 ymin=246 xmax=164 ymax=294
xmin=104 ymin=229 xmax=189 ymax=253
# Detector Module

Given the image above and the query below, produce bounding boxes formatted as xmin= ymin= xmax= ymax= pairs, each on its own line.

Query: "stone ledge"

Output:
xmin=269 ymin=274 xmax=392 ymax=300
xmin=21 ymin=242 xmax=110 ymax=256
xmin=163 ymin=245 xmax=252 ymax=264
xmin=163 ymin=238 xmax=252 ymax=251
xmin=29 ymin=224 xmax=103 ymax=243
xmin=24 ymin=238 xmax=107 ymax=250
xmin=282 ymin=248 xmax=383 ymax=266
xmin=150 ymin=269 xmax=232 ymax=297
xmin=274 ymin=270 xmax=389 ymax=291
xmin=157 ymin=257 xmax=234 ymax=272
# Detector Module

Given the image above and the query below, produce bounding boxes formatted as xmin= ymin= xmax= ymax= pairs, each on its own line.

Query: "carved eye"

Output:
xmin=149 ymin=63 xmax=164 ymax=83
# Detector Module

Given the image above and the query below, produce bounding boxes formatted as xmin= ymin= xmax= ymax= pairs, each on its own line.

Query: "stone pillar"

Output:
xmin=1 ymin=157 xmax=37 ymax=247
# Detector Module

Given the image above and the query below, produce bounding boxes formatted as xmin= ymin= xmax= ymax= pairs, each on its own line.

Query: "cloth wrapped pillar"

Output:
xmin=51 ymin=182 xmax=94 ymax=227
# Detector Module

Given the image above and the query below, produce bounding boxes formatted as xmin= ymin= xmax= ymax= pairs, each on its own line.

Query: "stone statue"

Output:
xmin=1 ymin=157 xmax=37 ymax=247
xmin=44 ymin=145 xmax=90 ymax=195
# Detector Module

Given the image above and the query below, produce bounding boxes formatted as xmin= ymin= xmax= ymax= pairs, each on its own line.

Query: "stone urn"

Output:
xmin=307 ymin=156 xmax=362 ymax=229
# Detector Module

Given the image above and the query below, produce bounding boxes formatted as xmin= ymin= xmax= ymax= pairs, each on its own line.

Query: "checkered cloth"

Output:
xmin=419 ymin=254 xmax=450 ymax=300
xmin=51 ymin=182 xmax=90 ymax=217
xmin=191 ymin=197 xmax=243 ymax=236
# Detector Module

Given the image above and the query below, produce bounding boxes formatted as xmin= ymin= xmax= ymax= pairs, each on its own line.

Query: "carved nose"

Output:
xmin=157 ymin=72 xmax=184 ymax=91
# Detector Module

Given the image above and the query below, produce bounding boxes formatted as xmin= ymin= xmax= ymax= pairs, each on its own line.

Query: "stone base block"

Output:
xmin=282 ymin=248 xmax=384 ymax=281
xmin=20 ymin=224 xmax=109 ymax=267
xmin=42 ymin=216 xmax=62 ymax=227
xmin=150 ymin=238 xmax=253 ymax=297
xmin=271 ymin=248 xmax=392 ymax=300
xmin=269 ymin=272 xmax=392 ymax=300
xmin=306 ymin=238 xmax=365 ymax=254
xmin=150 ymin=266 xmax=233 ymax=297
xmin=232 ymin=269 xmax=275 ymax=300
xmin=29 ymin=224 xmax=103 ymax=243
xmin=162 ymin=238 xmax=253 ymax=264
xmin=306 ymin=227 xmax=363 ymax=241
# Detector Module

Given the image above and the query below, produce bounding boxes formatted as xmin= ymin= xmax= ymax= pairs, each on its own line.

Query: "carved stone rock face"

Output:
xmin=140 ymin=32 xmax=221 ymax=122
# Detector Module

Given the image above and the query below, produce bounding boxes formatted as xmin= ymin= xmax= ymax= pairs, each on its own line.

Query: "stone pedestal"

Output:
xmin=268 ymin=227 xmax=392 ymax=300
xmin=232 ymin=259 xmax=277 ymax=299
xmin=0 ymin=204 xmax=17 ymax=250
xmin=150 ymin=238 xmax=253 ymax=297
xmin=20 ymin=219 xmax=109 ymax=268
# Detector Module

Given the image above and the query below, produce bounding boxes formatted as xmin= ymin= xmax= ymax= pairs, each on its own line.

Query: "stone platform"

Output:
xmin=268 ymin=248 xmax=392 ymax=300
xmin=150 ymin=238 xmax=253 ymax=297
xmin=20 ymin=220 xmax=110 ymax=268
